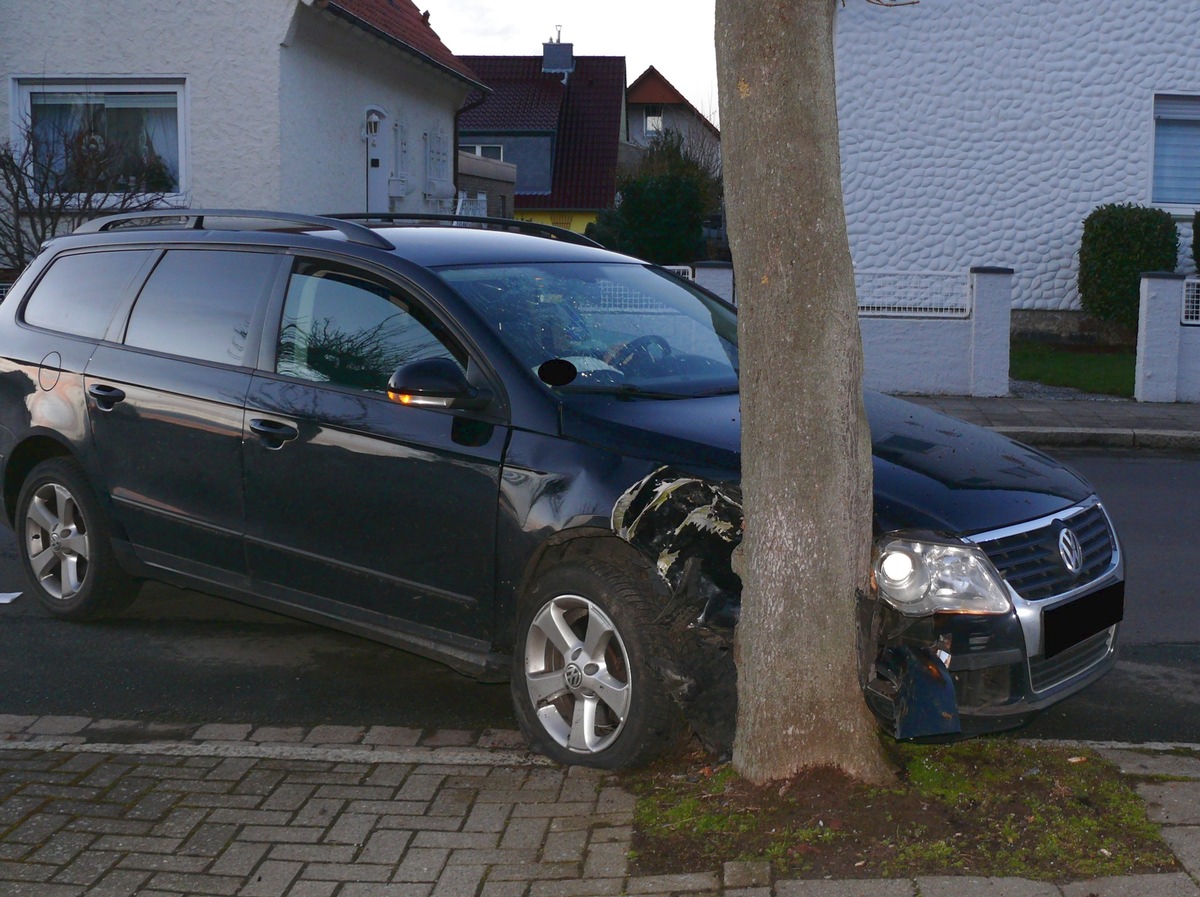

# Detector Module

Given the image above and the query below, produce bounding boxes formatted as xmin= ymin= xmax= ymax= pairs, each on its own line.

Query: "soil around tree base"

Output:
xmin=622 ymin=740 xmax=1179 ymax=883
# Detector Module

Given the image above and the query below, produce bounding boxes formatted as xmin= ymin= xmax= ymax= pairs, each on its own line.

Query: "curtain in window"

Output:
xmin=27 ymin=90 xmax=179 ymax=192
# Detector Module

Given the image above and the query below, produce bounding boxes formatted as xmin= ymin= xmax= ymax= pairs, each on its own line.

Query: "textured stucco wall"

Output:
xmin=279 ymin=5 xmax=469 ymax=214
xmin=836 ymin=0 xmax=1200 ymax=310
xmin=1 ymin=0 xmax=295 ymax=209
xmin=2 ymin=0 xmax=471 ymax=215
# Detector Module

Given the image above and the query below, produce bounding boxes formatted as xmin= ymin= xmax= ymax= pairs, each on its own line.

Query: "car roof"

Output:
xmin=369 ymin=225 xmax=637 ymax=269
xmin=63 ymin=210 xmax=642 ymax=272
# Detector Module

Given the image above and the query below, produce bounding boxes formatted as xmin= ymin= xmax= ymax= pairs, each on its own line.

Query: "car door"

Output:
xmin=243 ymin=255 xmax=507 ymax=640
xmin=84 ymin=247 xmax=281 ymax=583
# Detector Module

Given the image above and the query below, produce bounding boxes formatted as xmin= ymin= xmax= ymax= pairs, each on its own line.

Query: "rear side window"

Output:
xmin=23 ymin=250 xmax=152 ymax=338
xmin=124 ymin=249 xmax=277 ymax=365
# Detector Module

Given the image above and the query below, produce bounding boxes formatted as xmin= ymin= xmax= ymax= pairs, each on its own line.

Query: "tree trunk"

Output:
xmin=715 ymin=0 xmax=893 ymax=784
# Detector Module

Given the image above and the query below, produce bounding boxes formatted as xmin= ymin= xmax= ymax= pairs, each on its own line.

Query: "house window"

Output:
xmin=15 ymin=79 xmax=185 ymax=195
xmin=460 ymin=144 xmax=503 ymax=161
xmin=644 ymin=105 xmax=664 ymax=136
xmin=1152 ymin=95 xmax=1200 ymax=207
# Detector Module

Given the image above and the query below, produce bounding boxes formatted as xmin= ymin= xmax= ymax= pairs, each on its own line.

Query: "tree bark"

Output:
xmin=715 ymin=0 xmax=893 ymax=784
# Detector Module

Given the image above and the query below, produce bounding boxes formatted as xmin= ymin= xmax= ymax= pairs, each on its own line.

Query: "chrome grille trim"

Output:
xmin=968 ymin=498 xmax=1119 ymax=601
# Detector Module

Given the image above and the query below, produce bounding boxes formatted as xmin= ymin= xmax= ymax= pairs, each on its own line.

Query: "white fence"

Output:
xmin=668 ymin=264 xmax=1012 ymax=397
xmin=859 ymin=268 xmax=1011 ymax=397
xmin=1136 ymin=274 xmax=1200 ymax=402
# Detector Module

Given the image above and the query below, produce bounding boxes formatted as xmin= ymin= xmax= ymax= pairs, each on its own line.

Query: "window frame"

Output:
xmin=1150 ymin=92 xmax=1200 ymax=212
xmin=11 ymin=76 xmax=189 ymax=204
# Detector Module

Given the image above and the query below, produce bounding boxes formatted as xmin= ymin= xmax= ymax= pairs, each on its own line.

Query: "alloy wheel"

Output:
xmin=523 ymin=593 xmax=632 ymax=754
xmin=24 ymin=481 xmax=91 ymax=600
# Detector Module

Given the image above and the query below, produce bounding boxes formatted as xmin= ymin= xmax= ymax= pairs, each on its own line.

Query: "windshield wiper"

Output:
xmin=555 ymin=384 xmax=695 ymax=400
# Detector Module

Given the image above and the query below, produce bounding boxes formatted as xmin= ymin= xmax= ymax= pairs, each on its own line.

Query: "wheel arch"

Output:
xmin=3 ymin=434 xmax=74 ymax=526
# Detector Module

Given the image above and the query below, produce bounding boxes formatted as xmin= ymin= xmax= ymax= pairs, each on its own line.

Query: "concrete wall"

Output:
xmin=279 ymin=4 xmax=469 ymax=214
xmin=860 ymin=269 xmax=1012 ymax=397
xmin=1 ymin=0 xmax=295 ymax=209
xmin=684 ymin=264 xmax=1010 ymax=397
xmin=457 ymin=152 xmax=516 ymax=218
xmin=2 ymin=0 xmax=471 ymax=215
xmin=836 ymin=0 xmax=1200 ymax=311
xmin=1136 ymin=274 xmax=1200 ymax=402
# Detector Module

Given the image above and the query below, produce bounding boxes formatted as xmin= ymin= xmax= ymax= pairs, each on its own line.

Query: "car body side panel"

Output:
xmin=244 ymin=373 xmax=506 ymax=639
xmin=84 ymin=345 xmax=252 ymax=579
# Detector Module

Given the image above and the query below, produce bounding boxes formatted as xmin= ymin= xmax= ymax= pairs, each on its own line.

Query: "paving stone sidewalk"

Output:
xmin=907 ymin=393 xmax=1200 ymax=450
xmin=3 ymin=716 xmax=1200 ymax=896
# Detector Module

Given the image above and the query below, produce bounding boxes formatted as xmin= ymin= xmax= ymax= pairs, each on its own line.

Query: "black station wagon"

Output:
xmin=0 ymin=211 xmax=1124 ymax=767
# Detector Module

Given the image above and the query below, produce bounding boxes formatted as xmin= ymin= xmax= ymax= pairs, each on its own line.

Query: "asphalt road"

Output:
xmin=0 ymin=448 xmax=1196 ymax=744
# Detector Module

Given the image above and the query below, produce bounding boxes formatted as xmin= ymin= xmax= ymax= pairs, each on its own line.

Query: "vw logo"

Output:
xmin=1058 ymin=526 xmax=1084 ymax=575
xmin=564 ymin=663 xmax=584 ymax=690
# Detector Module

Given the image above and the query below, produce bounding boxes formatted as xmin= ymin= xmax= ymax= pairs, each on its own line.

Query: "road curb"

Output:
xmin=993 ymin=426 xmax=1200 ymax=450
xmin=0 ymin=737 xmax=555 ymax=767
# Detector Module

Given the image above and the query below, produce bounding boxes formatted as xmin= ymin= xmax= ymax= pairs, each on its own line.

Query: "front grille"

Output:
xmin=976 ymin=504 xmax=1114 ymax=600
xmin=1028 ymin=628 xmax=1114 ymax=692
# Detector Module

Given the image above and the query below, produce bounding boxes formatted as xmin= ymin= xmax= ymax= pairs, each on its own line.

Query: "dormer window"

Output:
xmin=644 ymin=105 xmax=664 ymax=135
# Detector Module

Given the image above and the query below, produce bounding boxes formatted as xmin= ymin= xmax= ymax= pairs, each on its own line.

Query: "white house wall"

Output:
xmin=1 ymin=0 xmax=295 ymax=209
xmin=836 ymin=0 xmax=1200 ymax=311
xmin=280 ymin=4 xmax=469 ymax=215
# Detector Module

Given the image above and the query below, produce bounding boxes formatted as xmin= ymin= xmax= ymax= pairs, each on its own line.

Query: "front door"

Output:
xmin=243 ymin=256 xmax=506 ymax=639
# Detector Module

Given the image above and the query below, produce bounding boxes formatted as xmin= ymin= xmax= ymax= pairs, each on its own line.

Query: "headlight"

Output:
xmin=874 ymin=535 xmax=1011 ymax=616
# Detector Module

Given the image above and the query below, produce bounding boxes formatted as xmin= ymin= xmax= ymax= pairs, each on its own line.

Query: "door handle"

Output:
xmin=87 ymin=383 xmax=126 ymax=411
xmin=249 ymin=418 xmax=299 ymax=449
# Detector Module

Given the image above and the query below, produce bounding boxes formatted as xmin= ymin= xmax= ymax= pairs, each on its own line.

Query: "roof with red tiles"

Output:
xmin=627 ymin=66 xmax=720 ymax=139
xmin=458 ymin=58 xmax=566 ymax=132
xmin=318 ymin=0 xmax=482 ymax=87
xmin=459 ymin=54 xmax=627 ymax=212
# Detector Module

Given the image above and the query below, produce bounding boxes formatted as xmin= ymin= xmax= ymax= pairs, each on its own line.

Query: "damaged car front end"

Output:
xmin=438 ymin=248 xmax=1122 ymax=765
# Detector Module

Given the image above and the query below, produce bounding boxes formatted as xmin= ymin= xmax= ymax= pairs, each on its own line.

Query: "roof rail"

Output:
xmin=323 ymin=212 xmax=604 ymax=249
xmin=73 ymin=209 xmax=395 ymax=251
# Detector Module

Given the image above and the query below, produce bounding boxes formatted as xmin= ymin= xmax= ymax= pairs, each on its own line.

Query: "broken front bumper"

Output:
xmin=863 ymin=575 xmax=1124 ymax=739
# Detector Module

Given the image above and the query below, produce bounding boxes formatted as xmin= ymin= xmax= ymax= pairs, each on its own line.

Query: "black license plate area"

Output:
xmin=1042 ymin=581 xmax=1124 ymax=659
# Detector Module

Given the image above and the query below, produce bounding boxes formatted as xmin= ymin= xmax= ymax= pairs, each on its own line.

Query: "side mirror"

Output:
xmin=387 ymin=358 xmax=491 ymax=410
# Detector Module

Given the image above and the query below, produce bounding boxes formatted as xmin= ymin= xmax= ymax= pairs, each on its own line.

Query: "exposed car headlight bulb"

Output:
xmin=877 ymin=545 xmax=929 ymax=605
xmin=874 ymin=536 xmax=1011 ymax=616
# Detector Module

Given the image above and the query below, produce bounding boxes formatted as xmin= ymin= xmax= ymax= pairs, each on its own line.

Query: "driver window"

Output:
xmin=276 ymin=259 xmax=464 ymax=392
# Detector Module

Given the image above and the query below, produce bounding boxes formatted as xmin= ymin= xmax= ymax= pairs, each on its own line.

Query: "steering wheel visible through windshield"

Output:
xmin=437 ymin=262 xmax=739 ymax=399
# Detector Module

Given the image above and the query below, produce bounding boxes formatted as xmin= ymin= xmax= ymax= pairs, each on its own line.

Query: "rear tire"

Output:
xmin=511 ymin=552 xmax=681 ymax=768
xmin=16 ymin=458 xmax=137 ymax=620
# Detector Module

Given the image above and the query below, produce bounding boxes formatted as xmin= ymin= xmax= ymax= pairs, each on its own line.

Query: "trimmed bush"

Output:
xmin=1079 ymin=203 xmax=1178 ymax=332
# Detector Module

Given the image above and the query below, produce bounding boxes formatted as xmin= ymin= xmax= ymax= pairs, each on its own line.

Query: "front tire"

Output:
xmin=511 ymin=553 xmax=681 ymax=768
xmin=16 ymin=458 xmax=136 ymax=620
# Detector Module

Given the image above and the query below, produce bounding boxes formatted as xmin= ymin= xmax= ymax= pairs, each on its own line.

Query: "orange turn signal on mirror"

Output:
xmin=387 ymin=390 xmax=413 ymax=405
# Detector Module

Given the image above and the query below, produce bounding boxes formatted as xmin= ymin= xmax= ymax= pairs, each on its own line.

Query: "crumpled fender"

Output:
xmin=611 ymin=467 xmax=742 ymax=626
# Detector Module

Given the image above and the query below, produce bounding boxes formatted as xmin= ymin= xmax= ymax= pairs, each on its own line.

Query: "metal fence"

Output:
xmin=1185 ymin=277 xmax=1200 ymax=325
xmin=855 ymin=271 xmax=971 ymax=318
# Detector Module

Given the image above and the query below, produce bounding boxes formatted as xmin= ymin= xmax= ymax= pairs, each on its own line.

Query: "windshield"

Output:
xmin=438 ymin=262 xmax=738 ymax=398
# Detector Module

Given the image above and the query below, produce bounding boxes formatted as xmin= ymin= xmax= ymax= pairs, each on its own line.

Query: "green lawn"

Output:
xmin=1009 ymin=340 xmax=1135 ymax=398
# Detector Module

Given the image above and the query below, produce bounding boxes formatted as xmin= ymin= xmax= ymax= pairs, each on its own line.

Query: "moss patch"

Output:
xmin=623 ymin=740 xmax=1177 ymax=882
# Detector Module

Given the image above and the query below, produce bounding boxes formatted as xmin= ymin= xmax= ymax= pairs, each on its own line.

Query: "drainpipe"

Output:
xmin=453 ymin=89 xmax=490 ymax=201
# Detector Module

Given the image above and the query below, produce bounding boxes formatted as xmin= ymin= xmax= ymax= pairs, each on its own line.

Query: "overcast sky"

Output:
xmin=420 ymin=0 xmax=720 ymax=125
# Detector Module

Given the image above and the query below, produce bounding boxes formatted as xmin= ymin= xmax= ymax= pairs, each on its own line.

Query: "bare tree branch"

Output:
xmin=0 ymin=115 xmax=173 ymax=273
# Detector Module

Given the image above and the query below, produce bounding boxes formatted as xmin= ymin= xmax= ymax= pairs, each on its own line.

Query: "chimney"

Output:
xmin=542 ymin=27 xmax=574 ymax=82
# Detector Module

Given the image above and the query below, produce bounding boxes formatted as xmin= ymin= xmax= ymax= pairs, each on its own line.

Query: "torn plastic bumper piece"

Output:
xmin=873 ymin=644 xmax=961 ymax=739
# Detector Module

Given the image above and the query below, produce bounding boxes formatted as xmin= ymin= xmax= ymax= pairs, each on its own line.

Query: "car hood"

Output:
xmin=559 ymin=390 xmax=1092 ymax=536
